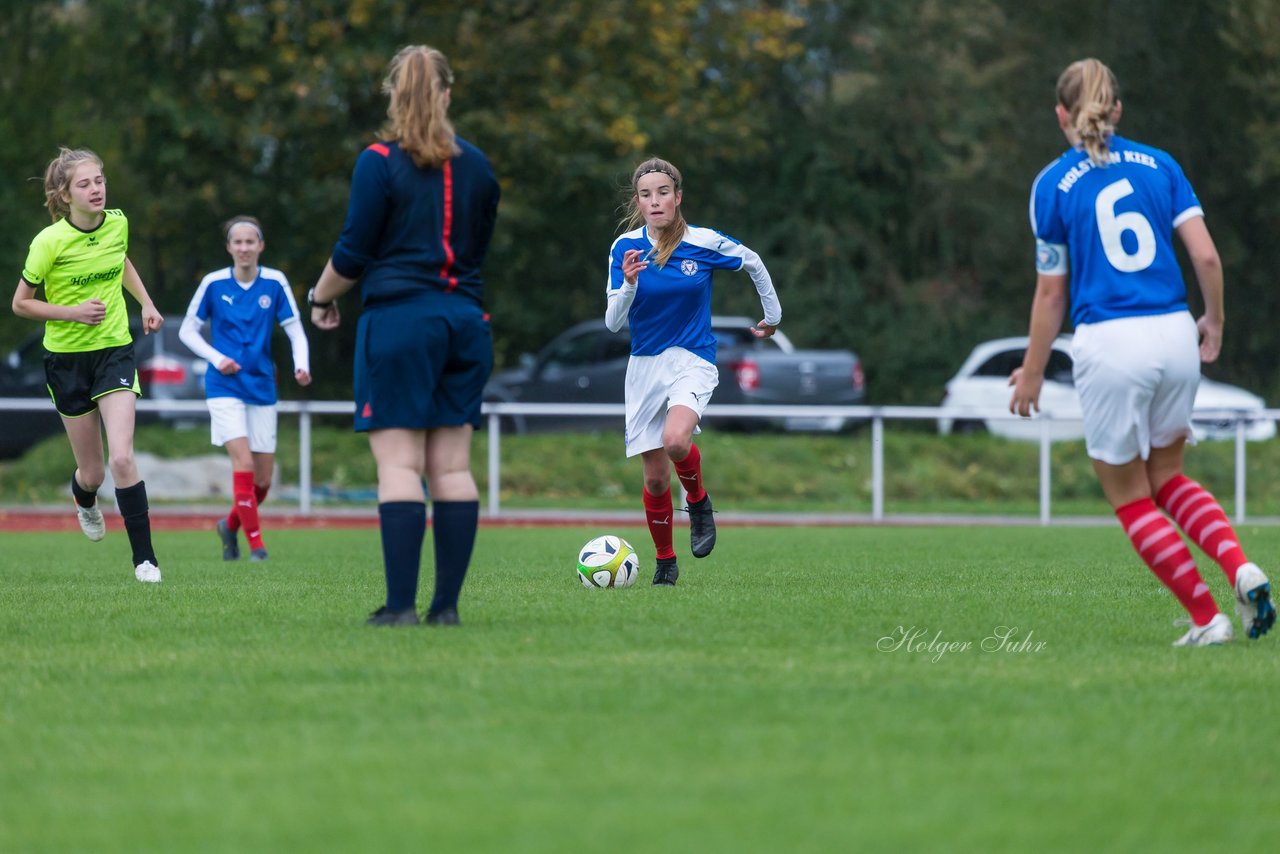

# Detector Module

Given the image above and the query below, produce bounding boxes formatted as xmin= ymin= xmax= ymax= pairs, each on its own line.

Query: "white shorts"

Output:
xmin=208 ymin=397 xmax=279 ymax=454
xmin=1072 ymin=311 xmax=1199 ymax=465
xmin=624 ymin=347 xmax=719 ymax=457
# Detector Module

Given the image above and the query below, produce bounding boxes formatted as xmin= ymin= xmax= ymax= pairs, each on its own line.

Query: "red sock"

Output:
xmin=227 ymin=483 xmax=270 ymax=533
xmin=643 ymin=488 xmax=675 ymax=560
xmin=1117 ymin=498 xmax=1218 ymax=626
xmin=673 ymin=443 xmax=706 ymax=504
xmin=230 ymin=470 xmax=265 ymax=551
xmin=1156 ymin=474 xmax=1248 ymax=586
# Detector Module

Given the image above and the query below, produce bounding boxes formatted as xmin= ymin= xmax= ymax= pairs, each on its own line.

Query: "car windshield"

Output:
xmin=973 ymin=348 xmax=1074 ymax=385
xmin=713 ymin=327 xmax=783 ymax=351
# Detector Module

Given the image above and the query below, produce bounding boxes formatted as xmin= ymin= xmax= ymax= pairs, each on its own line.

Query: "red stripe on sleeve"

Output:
xmin=367 ymin=143 xmax=390 ymax=157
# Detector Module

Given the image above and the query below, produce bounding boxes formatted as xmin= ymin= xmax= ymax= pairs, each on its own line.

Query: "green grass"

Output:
xmin=1 ymin=526 xmax=1276 ymax=852
xmin=3 ymin=423 xmax=1280 ymax=518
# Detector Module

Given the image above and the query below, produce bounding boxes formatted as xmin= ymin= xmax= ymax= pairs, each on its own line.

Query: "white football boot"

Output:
xmin=1172 ymin=612 xmax=1234 ymax=647
xmin=76 ymin=501 xmax=106 ymax=542
xmin=1233 ymin=563 xmax=1276 ymax=640
xmin=134 ymin=561 xmax=162 ymax=583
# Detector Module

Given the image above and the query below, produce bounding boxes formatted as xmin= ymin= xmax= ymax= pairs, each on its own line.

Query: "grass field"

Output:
xmin=1 ymin=524 xmax=1276 ymax=852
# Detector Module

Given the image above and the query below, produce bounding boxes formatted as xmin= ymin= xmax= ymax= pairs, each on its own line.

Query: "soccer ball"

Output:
xmin=576 ymin=535 xmax=640 ymax=588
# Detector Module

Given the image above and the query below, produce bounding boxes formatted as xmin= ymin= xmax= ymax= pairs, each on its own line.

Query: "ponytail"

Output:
xmin=1056 ymin=58 xmax=1120 ymax=167
xmin=382 ymin=45 xmax=460 ymax=169
xmin=42 ymin=147 xmax=103 ymax=222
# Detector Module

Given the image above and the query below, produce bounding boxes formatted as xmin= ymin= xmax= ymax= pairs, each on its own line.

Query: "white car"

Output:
xmin=939 ymin=336 xmax=1277 ymax=442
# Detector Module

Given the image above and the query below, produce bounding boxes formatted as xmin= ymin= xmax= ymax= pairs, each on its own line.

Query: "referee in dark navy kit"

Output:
xmin=308 ymin=44 xmax=500 ymax=627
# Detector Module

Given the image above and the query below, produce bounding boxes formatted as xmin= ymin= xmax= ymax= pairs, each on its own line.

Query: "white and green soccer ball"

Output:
xmin=576 ymin=535 xmax=640 ymax=588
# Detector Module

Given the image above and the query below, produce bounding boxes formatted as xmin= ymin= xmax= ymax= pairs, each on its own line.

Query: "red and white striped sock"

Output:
xmin=643 ymin=488 xmax=676 ymax=560
xmin=1116 ymin=498 xmax=1218 ymax=626
xmin=1156 ymin=474 xmax=1248 ymax=586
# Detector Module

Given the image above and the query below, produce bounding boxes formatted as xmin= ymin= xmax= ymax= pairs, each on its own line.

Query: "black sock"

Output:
xmin=379 ymin=502 xmax=426 ymax=611
xmin=429 ymin=500 xmax=479 ymax=614
xmin=115 ymin=480 xmax=157 ymax=567
xmin=71 ymin=473 xmax=97 ymax=508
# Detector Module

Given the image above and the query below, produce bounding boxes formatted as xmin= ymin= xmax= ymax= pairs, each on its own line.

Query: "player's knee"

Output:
xmin=78 ymin=468 xmax=105 ymax=492
xmin=107 ymin=452 xmax=136 ymax=482
xmin=644 ymin=475 xmax=670 ymax=496
xmin=663 ymin=436 xmax=691 ymax=461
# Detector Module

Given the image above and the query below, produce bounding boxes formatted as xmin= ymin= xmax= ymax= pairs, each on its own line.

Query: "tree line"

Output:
xmin=2 ymin=0 xmax=1277 ymax=405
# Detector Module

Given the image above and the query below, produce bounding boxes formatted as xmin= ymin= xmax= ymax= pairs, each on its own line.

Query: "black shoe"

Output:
xmin=249 ymin=548 xmax=268 ymax=562
xmin=216 ymin=518 xmax=240 ymax=561
xmin=652 ymin=557 xmax=679 ymax=586
xmin=366 ymin=606 xmax=420 ymax=626
xmin=426 ymin=606 xmax=461 ymax=626
xmin=686 ymin=493 xmax=717 ymax=558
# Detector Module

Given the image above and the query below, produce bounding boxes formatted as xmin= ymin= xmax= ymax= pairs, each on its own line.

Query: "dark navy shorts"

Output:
xmin=353 ymin=298 xmax=493 ymax=432
xmin=44 ymin=343 xmax=140 ymax=418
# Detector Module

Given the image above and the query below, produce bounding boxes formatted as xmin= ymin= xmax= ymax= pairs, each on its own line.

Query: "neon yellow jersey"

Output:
xmin=21 ymin=210 xmax=132 ymax=353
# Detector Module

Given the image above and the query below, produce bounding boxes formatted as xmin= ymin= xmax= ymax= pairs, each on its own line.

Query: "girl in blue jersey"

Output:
xmin=607 ymin=157 xmax=782 ymax=586
xmin=309 ymin=45 xmax=500 ymax=627
xmin=1010 ymin=58 xmax=1274 ymax=646
xmin=11 ymin=147 xmax=164 ymax=584
xmin=179 ymin=216 xmax=311 ymax=563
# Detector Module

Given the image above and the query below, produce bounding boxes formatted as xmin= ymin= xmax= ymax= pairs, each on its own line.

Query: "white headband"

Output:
xmin=225 ymin=220 xmax=264 ymax=241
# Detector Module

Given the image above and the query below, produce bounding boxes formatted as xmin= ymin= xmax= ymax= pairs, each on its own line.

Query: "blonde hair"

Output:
xmin=1056 ymin=58 xmax=1121 ymax=167
xmin=619 ymin=157 xmax=687 ymax=268
xmin=381 ymin=45 xmax=460 ymax=169
xmin=43 ymin=147 xmax=103 ymax=222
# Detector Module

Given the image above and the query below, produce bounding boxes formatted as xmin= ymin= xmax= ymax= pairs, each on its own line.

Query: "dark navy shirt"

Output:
xmin=331 ymin=137 xmax=499 ymax=307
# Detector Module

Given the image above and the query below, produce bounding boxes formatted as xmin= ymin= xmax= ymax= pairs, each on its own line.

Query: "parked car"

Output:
xmin=0 ymin=322 xmax=208 ymax=459
xmin=483 ymin=315 xmax=866 ymax=434
xmin=938 ymin=336 xmax=1276 ymax=442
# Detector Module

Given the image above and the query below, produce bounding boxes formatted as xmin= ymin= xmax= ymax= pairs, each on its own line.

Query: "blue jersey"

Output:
xmin=331 ymin=138 xmax=500 ymax=308
xmin=608 ymin=225 xmax=755 ymax=363
xmin=187 ymin=266 xmax=300 ymax=405
xmin=1030 ymin=134 xmax=1203 ymax=327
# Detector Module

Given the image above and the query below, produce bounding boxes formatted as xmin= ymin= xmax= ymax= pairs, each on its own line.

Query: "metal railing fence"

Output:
xmin=1 ymin=397 xmax=1272 ymax=524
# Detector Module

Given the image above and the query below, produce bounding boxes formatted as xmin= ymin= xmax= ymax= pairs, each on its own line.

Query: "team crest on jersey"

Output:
xmin=258 ymin=295 xmax=272 ymax=309
xmin=680 ymin=260 xmax=699 ymax=276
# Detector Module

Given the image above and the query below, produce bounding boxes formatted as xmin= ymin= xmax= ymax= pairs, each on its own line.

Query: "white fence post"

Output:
xmin=1039 ymin=419 xmax=1051 ymax=526
xmin=1236 ymin=420 xmax=1247 ymax=524
xmin=871 ymin=413 xmax=884 ymax=521
xmin=488 ymin=412 xmax=501 ymax=518
xmin=299 ymin=405 xmax=312 ymax=515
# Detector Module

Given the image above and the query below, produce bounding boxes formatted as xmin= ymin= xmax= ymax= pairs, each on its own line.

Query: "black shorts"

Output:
xmin=44 ymin=344 xmax=141 ymax=418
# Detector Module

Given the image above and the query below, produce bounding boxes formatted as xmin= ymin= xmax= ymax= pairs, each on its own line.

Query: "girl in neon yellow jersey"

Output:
xmin=11 ymin=147 xmax=164 ymax=583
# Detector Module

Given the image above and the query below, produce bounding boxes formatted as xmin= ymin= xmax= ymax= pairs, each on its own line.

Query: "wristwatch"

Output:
xmin=306 ymin=286 xmax=333 ymax=309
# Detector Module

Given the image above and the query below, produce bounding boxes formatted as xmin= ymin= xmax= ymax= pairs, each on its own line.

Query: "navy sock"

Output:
xmin=378 ymin=501 xmax=426 ymax=611
xmin=429 ymin=500 xmax=479 ymax=615
xmin=71 ymin=473 xmax=97 ymax=508
xmin=115 ymin=481 xmax=157 ymax=567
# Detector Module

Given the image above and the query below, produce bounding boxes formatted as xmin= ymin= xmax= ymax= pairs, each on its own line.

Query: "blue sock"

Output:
xmin=378 ymin=501 xmax=426 ymax=611
xmin=429 ymin=500 xmax=479 ymax=615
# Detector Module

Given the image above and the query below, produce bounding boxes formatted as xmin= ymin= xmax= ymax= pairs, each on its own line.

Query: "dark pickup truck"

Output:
xmin=482 ymin=315 xmax=866 ymax=433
